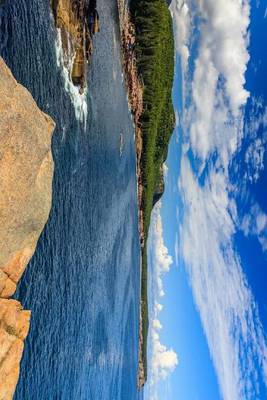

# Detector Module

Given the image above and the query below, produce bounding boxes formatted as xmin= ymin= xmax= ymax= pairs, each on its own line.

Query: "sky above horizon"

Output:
xmin=145 ymin=1 xmax=267 ymax=399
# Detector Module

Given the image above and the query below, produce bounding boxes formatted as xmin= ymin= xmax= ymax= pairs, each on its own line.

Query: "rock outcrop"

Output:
xmin=51 ymin=0 xmax=100 ymax=91
xmin=0 ymin=58 xmax=55 ymax=399
xmin=117 ymin=2 xmax=146 ymax=388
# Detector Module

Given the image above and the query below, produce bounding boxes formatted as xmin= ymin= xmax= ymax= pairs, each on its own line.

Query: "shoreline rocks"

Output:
xmin=117 ymin=1 xmax=146 ymax=389
xmin=51 ymin=0 xmax=100 ymax=91
xmin=0 ymin=58 xmax=55 ymax=399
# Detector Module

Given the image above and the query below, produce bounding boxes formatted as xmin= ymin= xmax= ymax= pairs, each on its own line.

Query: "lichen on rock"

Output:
xmin=0 ymin=58 xmax=55 ymax=399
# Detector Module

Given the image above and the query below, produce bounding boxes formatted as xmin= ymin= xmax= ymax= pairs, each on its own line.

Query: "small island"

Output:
xmin=119 ymin=0 xmax=175 ymax=388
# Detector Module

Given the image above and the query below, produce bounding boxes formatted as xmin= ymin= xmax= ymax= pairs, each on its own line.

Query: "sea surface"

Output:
xmin=0 ymin=1 xmax=142 ymax=399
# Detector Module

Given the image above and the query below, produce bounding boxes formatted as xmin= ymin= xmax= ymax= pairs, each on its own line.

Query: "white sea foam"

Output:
xmin=55 ymin=29 xmax=88 ymax=127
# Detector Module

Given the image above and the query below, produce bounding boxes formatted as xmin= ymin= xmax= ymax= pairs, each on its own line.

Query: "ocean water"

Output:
xmin=0 ymin=1 xmax=142 ymax=399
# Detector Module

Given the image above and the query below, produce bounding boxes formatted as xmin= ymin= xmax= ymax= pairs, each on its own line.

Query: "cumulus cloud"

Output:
xmin=170 ymin=0 xmax=191 ymax=72
xmin=151 ymin=329 xmax=178 ymax=381
xmin=146 ymin=203 xmax=178 ymax=400
xmin=153 ymin=319 xmax=163 ymax=330
xmin=178 ymin=157 xmax=267 ymax=400
xmin=172 ymin=0 xmax=250 ymax=161
xmin=150 ymin=203 xmax=173 ymax=278
xmin=194 ymin=0 xmax=250 ymax=114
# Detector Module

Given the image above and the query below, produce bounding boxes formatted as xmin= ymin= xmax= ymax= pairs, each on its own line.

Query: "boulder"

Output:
xmin=0 ymin=57 xmax=54 ymax=399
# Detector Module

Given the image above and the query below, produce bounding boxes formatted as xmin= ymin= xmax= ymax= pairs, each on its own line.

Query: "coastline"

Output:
xmin=117 ymin=0 xmax=146 ymax=388
xmin=118 ymin=0 xmax=175 ymax=389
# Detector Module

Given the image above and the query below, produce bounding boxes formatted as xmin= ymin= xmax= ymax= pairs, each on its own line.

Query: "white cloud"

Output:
xmin=146 ymin=203 xmax=178 ymax=399
xmin=241 ymin=204 xmax=267 ymax=236
xmin=170 ymin=0 xmax=191 ymax=72
xmin=155 ymin=302 xmax=163 ymax=314
xmin=153 ymin=319 xmax=163 ymax=330
xmin=151 ymin=329 xmax=178 ymax=382
xmin=196 ymin=0 xmax=250 ymax=114
xmin=150 ymin=203 xmax=173 ymax=276
xmin=244 ymin=138 xmax=265 ymax=182
xmin=172 ymin=0 xmax=250 ymax=162
xmin=241 ymin=204 xmax=267 ymax=253
xmin=163 ymin=163 xmax=169 ymax=178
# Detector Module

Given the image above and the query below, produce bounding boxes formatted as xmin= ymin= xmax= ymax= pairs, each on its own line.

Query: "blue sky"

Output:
xmin=145 ymin=1 xmax=267 ymax=399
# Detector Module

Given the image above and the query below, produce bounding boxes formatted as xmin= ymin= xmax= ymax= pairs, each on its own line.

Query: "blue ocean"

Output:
xmin=0 ymin=1 xmax=142 ymax=399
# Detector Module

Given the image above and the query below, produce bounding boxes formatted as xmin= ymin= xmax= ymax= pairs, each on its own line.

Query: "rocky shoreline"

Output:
xmin=117 ymin=0 xmax=146 ymax=389
xmin=0 ymin=58 xmax=54 ymax=399
xmin=51 ymin=0 xmax=100 ymax=92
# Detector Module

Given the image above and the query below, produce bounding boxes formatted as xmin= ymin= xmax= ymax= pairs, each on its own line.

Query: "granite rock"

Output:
xmin=0 ymin=57 xmax=54 ymax=399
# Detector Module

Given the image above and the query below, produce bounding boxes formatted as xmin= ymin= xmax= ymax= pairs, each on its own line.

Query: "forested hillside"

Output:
xmin=130 ymin=0 xmax=175 ymax=381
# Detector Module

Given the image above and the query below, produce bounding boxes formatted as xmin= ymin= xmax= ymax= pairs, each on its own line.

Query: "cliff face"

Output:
xmin=0 ymin=58 xmax=55 ymax=399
